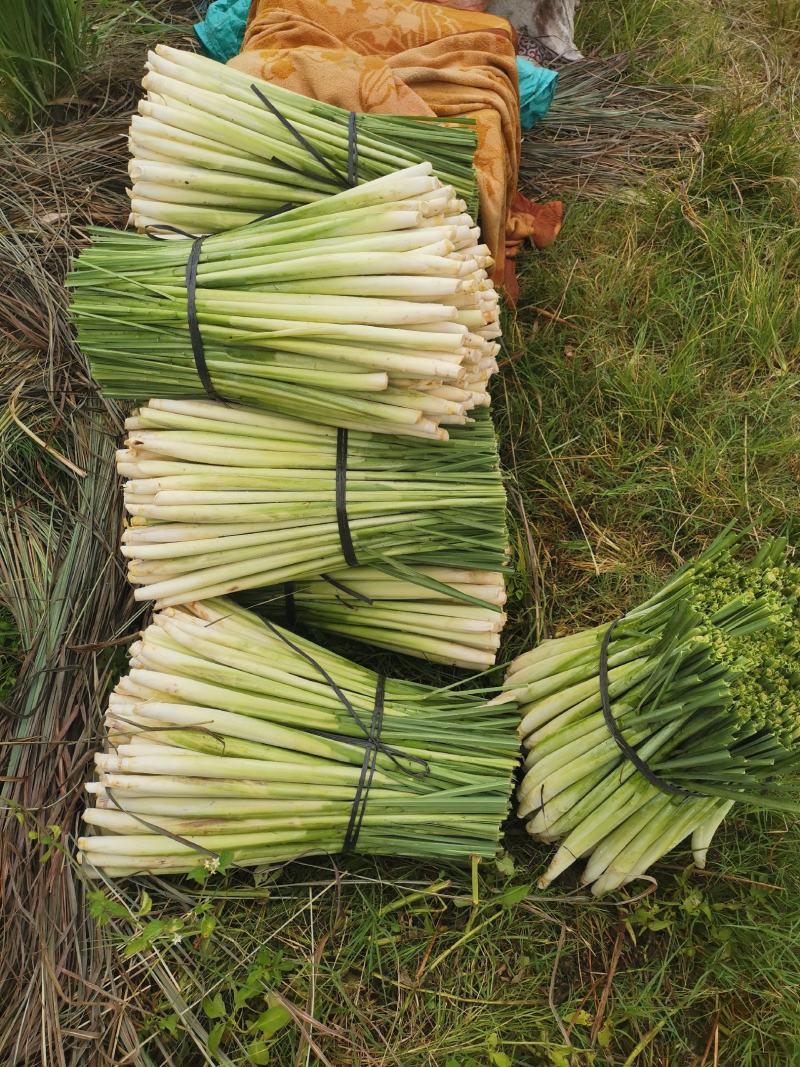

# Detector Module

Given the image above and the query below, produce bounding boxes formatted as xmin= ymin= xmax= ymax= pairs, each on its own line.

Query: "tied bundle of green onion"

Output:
xmin=260 ymin=566 xmax=507 ymax=669
xmin=504 ymin=532 xmax=800 ymax=896
xmin=128 ymin=45 xmax=478 ymax=233
xmin=68 ymin=164 xmax=500 ymax=439
xmin=118 ymin=399 xmax=508 ymax=608
xmin=78 ymin=598 xmax=520 ymax=877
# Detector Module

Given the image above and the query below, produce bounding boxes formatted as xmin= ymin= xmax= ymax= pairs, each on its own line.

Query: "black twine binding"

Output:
xmin=600 ymin=618 xmax=699 ymax=799
xmin=145 ymin=204 xmax=298 ymax=404
xmin=250 ymin=83 xmax=358 ymax=189
xmin=260 ymin=619 xmax=427 ymax=855
xmin=145 ymin=225 xmax=223 ymax=403
xmin=260 ymin=619 xmax=428 ymax=779
xmin=185 ymin=235 xmax=223 ymax=403
xmin=253 ymin=203 xmax=294 ymax=222
xmin=251 ymin=84 xmax=358 ymax=188
xmin=321 ymin=573 xmax=374 ymax=604
xmin=104 ymin=788 xmax=220 ymax=860
xmin=343 ymin=674 xmax=384 ymax=853
xmin=335 ymin=428 xmax=358 ymax=567
xmin=144 ymin=223 xmax=199 ymax=240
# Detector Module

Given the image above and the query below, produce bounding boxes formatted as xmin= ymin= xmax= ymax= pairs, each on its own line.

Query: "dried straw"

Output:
xmin=521 ymin=53 xmax=707 ymax=198
xmin=0 ymin=10 xmax=194 ymax=1063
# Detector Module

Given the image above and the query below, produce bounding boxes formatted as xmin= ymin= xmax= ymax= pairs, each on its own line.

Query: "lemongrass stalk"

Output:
xmin=83 ymin=808 xmax=456 ymax=836
xmin=97 ymin=772 xmax=369 ymax=800
xmin=304 ymin=604 xmax=501 ymax=633
xmin=524 ymin=693 xmax=647 ymax=763
xmin=128 ymin=160 xmax=327 ymax=199
xmin=540 ymin=782 xmax=661 ymax=887
xmin=128 ymin=127 xmax=336 ymax=189
xmin=81 ymin=597 xmax=519 ymax=878
xmin=517 ymin=659 xmax=648 ymax=737
xmin=112 ymin=400 xmax=506 ymax=606
xmin=524 ymin=720 xmax=685 ymax=838
xmin=187 ymin=293 xmax=461 ymax=328
xmin=507 ymin=628 xmax=607 ymax=679
xmin=94 ymin=752 xmax=398 ymax=788
xmin=69 ymin=166 xmax=496 ymax=436
xmin=109 ymin=698 xmax=362 ymax=762
xmin=591 ymin=797 xmax=719 ymax=896
xmin=78 ymin=846 xmax=337 ymax=875
xmin=130 ymin=181 xmax=307 ymax=211
xmin=691 ymin=799 xmax=735 ymax=868
xmin=92 ymin=795 xmax=345 ymax=817
xmin=79 ymin=825 xmax=344 ymax=856
xmin=131 ymin=198 xmax=257 ymax=231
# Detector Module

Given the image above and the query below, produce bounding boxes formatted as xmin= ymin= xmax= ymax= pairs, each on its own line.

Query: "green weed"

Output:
xmin=0 ymin=608 xmax=19 ymax=702
xmin=0 ymin=0 xmax=94 ymax=130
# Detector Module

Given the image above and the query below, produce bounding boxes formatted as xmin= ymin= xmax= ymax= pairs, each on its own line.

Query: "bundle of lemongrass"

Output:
xmin=78 ymin=598 xmax=520 ymax=876
xmin=117 ymin=399 xmax=507 ymax=608
xmin=259 ymin=566 xmax=507 ymax=669
xmin=128 ymin=45 xmax=478 ymax=233
xmin=504 ymin=532 xmax=800 ymax=896
xmin=68 ymin=164 xmax=500 ymax=438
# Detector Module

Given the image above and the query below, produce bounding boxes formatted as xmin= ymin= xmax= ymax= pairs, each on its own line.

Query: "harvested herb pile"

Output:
xmin=504 ymin=532 xmax=800 ymax=894
xmin=117 ymin=398 xmax=507 ymax=608
xmin=259 ymin=565 xmax=506 ymax=669
xmin=69 ymin=164 xmax=499 ymax=437
xmin=128 ymin=45 xmax=478 ymax=231
xmin=79 ymin=598 xmax=520 ymax=876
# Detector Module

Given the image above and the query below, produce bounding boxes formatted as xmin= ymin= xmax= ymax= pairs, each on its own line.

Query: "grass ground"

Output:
xmin=1 ymin=0 xmax=798 ymax=1063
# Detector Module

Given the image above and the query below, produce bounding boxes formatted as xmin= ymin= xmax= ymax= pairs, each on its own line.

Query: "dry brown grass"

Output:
xmin=0 ymin=7 xmax=194 ymax=1063
xmin=521 ymin=52 xmax=707 ymax=199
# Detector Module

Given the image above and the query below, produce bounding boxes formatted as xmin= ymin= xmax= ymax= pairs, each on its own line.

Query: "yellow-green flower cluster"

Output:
xmin=688 ymin=553 xmax=800 ymax=741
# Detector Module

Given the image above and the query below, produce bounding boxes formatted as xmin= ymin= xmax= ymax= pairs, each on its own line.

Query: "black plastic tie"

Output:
xmin=335 ymin=428 xmax=358 ymax=567
xmin=600 ymin=618 xmax=700 ymax=799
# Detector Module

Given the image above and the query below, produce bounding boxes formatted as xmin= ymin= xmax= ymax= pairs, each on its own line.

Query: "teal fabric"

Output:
xmin=516 ymin=57 xmax=558 ymax=130
xmin=194 ymin=0 xmax=251 ymax=63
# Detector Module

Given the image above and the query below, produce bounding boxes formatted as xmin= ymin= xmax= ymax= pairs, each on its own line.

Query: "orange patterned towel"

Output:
xmin=230 ymin=0 xmax=562 ymax=293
